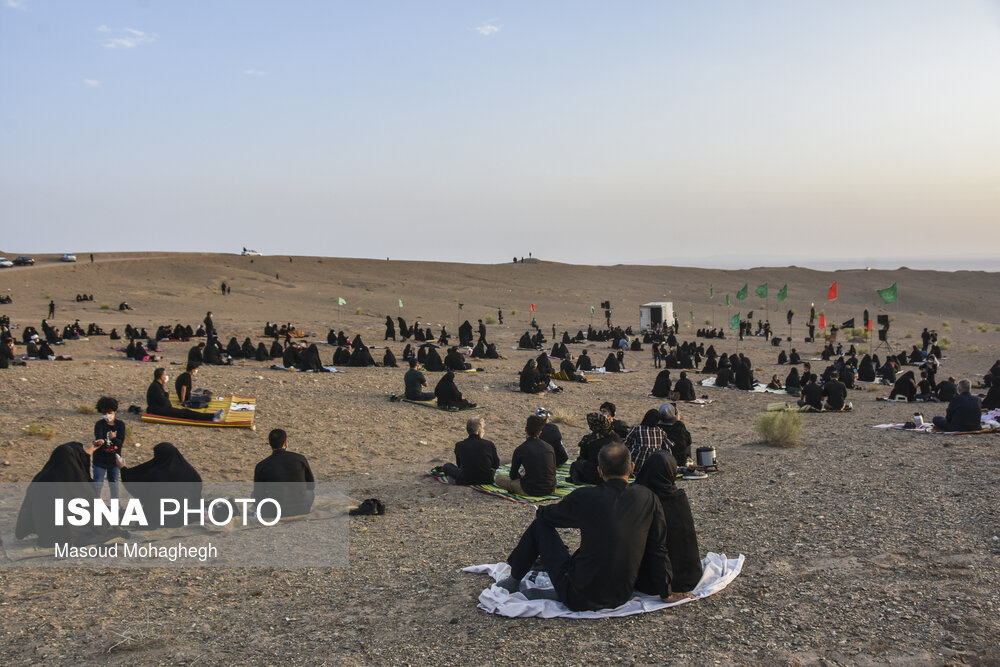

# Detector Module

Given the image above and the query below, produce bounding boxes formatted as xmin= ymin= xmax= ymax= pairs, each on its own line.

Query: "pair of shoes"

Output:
xmin=212 ymin=409 xmax=225 ymax=422
xmin=429 ymin=466 xmax=446 ymax=476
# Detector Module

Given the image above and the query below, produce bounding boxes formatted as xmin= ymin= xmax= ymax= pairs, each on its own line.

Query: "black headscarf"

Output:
xmin=634 ymin=451 xmax=703 ymax=593
xmin=122 ymin=443 xmax=202 ymax=528
xmin=15 ymin=442 xmax=123 ymax=547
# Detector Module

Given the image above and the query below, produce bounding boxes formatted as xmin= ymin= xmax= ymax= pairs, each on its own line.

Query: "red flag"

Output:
xmin=867 ymin=319 xmax=873 ymax=331
xmin=819 ymin=314 xmax=826 ymax=329
xmin=530 ymin=304 xmax=535 ymax=312
xmin=828 ymin=281 xmax=838 ymax=301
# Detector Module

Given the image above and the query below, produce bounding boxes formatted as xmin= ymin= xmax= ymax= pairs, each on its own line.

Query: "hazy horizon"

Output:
xmin=2 ymin=1 xmax=998 ymax=267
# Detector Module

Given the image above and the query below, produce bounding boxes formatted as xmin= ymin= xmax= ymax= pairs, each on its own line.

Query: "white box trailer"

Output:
xmin=639 ymin=302 xmax=674 ymax=330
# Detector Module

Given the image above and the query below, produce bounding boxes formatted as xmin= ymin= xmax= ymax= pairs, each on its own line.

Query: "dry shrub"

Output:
xmin=548 ymin=409 xmax=581 ymax=428
xmin=866 ymin=385 xmax=879 ymax=392
xmin=753 ymin=411 xmax=802 ymax=448
xmin=904 ymin=332 xmax=913 ymax=339
xmin=23 ymin=423 xmax=56 ymax=439
xmin=484 ymin=316 xmax=497 ymax=325
xmin=354 ymin=307 xmax=363 ymax=315
xmin=967 ymin=345 xmax=979 ymax=353
xmin=100 ymin=303 xmax=111 ymax=310
xmin=917 ymin=311 xmax=926 ymax=316
xmin=941 ymin=321 xmax=951 ymax=331
xmin=76 ymin=404 xmax=95 ymax=414
xmin=977 ymin=323 xmax=988 ymax=333
xmin=938 ymin=337 xmax=951 ymax=350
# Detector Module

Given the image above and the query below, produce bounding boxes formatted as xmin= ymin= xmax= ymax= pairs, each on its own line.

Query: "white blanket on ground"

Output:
xmin=463 ymin=552 xmax=744 ymax=619
xmin=698 ymin=377 xmax=785 ymax=394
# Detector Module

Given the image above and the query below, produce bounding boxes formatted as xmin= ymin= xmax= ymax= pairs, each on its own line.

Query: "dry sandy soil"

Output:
xmin=0 ymin=253 xmax=998 ymax=665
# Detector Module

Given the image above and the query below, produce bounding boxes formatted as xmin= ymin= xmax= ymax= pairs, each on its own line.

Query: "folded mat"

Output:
xmin=141 ymin=395 xmax=256 ymax=428
xmin=464 ymin=552 xmax=744 ymax=618
xmin=766 ymin=402 xmax=852 ymax=413
xmin=393 ymin=396 xmax=480 ymax=412
xmin=870 ymin=411 xmax=1000 ymax=434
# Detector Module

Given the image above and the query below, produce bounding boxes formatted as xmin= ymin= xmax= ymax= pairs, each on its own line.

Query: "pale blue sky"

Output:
xmin=2 ymin=1 xmax=999 ymax=268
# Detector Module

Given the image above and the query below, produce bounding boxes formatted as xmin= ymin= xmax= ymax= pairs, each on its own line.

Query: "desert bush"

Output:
xmin=904 ymin=332 xmax=913 ymax=339
xmin=856 ymin=345 xmax=869 ymax=355
xmin=941 ymin=321 xmax=951 ymax=331
xmin=977 ymin=323 xmax=988 ymax=333
xmin=76 ymin=405 xmax=95 ymax=414
xmin=511 ymin=309 xmax=518 ymax=316
xmin=548 ymin=409 xmax=580 ymax=428
xmin=967 ymin=346 xmax=979 ymax=353
xmin=124 ymin=425 xmax=137 ymax=444
xmin=704 ymin=319 xmax=712 ymax=326
xmin=937 ymin=337 xmax=950 ymax=350
xmin=484 ymin=316 xmax=497 ymax=325
xmin=753 ymin=411 xmax=802 ymax=448
xmin=23 ymin=423 xmax=56 ymax=439
xmin=355 ymin=307 xmax=363 ymax=315
xmin=100 ymin=303 xmax=111 ymax=310
xmin=917 ymin=311 xmax=926 ymax=316
xmin=848 ymin=327 xmax=865 ymax=338
xmin=961 ymin=319 xmax=968 ymax=324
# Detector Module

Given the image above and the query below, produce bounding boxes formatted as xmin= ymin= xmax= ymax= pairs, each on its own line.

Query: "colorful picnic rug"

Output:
xmin=141 ymin=395 xmax=256 ymax=428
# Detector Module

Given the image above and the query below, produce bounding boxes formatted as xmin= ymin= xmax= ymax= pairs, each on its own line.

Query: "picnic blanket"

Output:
xmin=870 ymin=410 xmax=1000 ymax=434
xmin=766 ymin=402 xmax=852 ymax=413
xmin=141 ymin=395 xmax=256 ymax=428
xmin=699 ymin=377 xmax=786 ymax=394
xmin=391 ymin=395 xmax=480 ymax=412
xmin=464 ymin=552 xmax=745 ymax=619
xmin=269 ymin=364 xmax=346 ymax=372
xmin=428 ymin=463 xmax=586 ymax=503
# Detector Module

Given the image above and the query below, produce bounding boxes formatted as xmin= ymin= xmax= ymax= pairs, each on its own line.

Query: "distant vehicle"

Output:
xmin=0 ymin=257 xmax=12 ymax=268
xmin=13 ymin=255 xmax=34 ymax=266
xmin=60 ymin=253 xmax=77 ymax=262
xmin=241 ymin=248 xmax=262 ymax=256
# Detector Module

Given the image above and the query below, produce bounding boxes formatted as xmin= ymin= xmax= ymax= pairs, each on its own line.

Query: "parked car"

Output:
xmin=241 ymin=248 xmax=262 ymax=256
xmin=0 ymin=257 xmax=13 ymax=268
xmin=13 ymin=256 xmax=34 ymax=266
xmin=60 ymin=253 xmax=77 ymax=262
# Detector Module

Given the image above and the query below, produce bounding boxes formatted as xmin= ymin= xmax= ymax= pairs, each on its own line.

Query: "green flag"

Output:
xmin=337 ymin=297 xmax=346 ymax=306
xmin=590 ymin=305 xmax=595 ymax=314
xmin=736 ymin=284 xmax=748 ymax=301
xmin=398 ymin=298 xmax=404 ymax=308
xmin=730 ymin=312 xmax=741 ymax=330
xmin=709 ymin=284 xmax=714 ymax=299
xmin=777 ymin=284 xmax=788 ymax=303
xmin=725 ymin=294 xmax=731 ymax=307
xmin=877 ymin=283 xmax=898 ymax=304
xmin=755 ymin=283 xmax=768 ymax=299
xmin=689 ymin=310 xmax=694 ymax=321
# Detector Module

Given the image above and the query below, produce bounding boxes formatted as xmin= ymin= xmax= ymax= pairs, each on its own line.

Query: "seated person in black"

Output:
xmin=383 ymin=348 xmax=397 ymax=367
xmin=519 ymin=359 xmax=548 ymax=394
xmin=569 ymin=412 xmax=622 ymax=485
xmin=434 ymin=371 xmax=476 ymax=409
xmin=715 ymin=360 xmax=734 ymax=388
xmin=535 ymin=408 xmax=569 ymax=466
xmin=518 ymin=332 xmax=534 ymax=349
xmin=535 ymin=353 xmax=554 ymax=378
xmin=777 ymin=349 xmax=788 ymax=365
xmin=634 ymin=451 xmax=703 ymax=593
xmin=188 ymin=341 xmax=205 ymax=364
xmin=766 ymin=374 xmax=783 ymax=390
xmin=494 ymin=415 xmax=556 ymax=496
xmin=347 ymin=344 xmax=375 ymax=367
xmin=789 ymin=348 xmax=801 ymax=365
xmin=785 ymin=367 xmax=802 ymax=394
xmin=651 ymin=369 xmax=672 ymax=398
xmin=823 ymin=373 xmax=848 ymax=410
xmin=496 ymin=442 xmax=685 ymax=609
xmin=674 ymin=371 xmax=696 ymax=401
xmin=558 ymin=356 xmax=585 ymax=382
xmin=798 ymin=374 xmax=823 ymax=410
xmin=423 ymin=347 xmax=445 ymax=372
xmin=253 ymin=429 xmax=315 ymax=520
xmin=603 ymin=352 xmax=621 ymax=372
xmin=889 ymin=370 xmax=917 ymax=401
xmin=282 ymin=342 xmax=302 ymax=368
xmin=445 ymin=347 xmax=471 ymax=371
xmin=174 ymin=363 xmax=203 ymax=406
xmin=470 ymin=340 xmax=487 ymax=358
xmin=439 ymin=417 xmax=499 ymax=485
xmin=932 ymin=380 xmax=982 ymax=432
xmin=404 ymin=359 xmax=434 ymax=400
xmin=121 ymin=442 xmax=202 ymax=528
xmin=600 ymin=401 xmax=630 ymax=439
xmin=935 ymin=376 xmax=957 ymax=403
xmin=146 ymin=367 xmax=221 ymax=421
xmin=576 ymin=351 xmax=593 ymax=372
xmin=657 ymin=402 xmax=691 ymax=466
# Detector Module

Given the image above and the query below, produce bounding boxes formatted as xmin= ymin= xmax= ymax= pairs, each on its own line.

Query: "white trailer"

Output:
xmin=639 ymin=302 xmax=674 ymax=330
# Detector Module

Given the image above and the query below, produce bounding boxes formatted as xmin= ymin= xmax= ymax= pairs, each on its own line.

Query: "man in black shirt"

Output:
xmin=440 ymin=417 xmax=499 ymax=485
xmin=497 ymin=442 xmax=687 ymax=610
xmin=174 ymin=363 xmax=200 ymax=404
xmin=187 ymin=341 xmax=206 ymax=365
xmin=494 ymin=415 xmax=556 ymax=496
xmin=146 ymin=368 xmax=221 ymax=421
xmin=253 ymin=429 xmax=315 ymax=519
xmin=798 ymin=374 xmax=823 ymax=411
xmin=535 ymin=408 xmax=569 ymax=466
xmin=823 ymin=373 xmax=848 ymax=411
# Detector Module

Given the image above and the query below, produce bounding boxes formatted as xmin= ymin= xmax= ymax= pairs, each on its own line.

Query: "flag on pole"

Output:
xmin=530 ymin=304 xmax=535 ymax=312
xmin=736 ymin=284 xmax=748 ymax=301
xmin=841 ymin=318 xmax=855 ymax=329
xmin=828 ymin=282 xmax=838 ymax=301
xmin=725 ymin=294 xmax=731 ymax=307
xmin=755 ymin=283 xmax=768 ymax=299
xmin=776 ymin=284 xmax=788 ymax=303
xmin=590 ymin=305 xmax=595 ymax=314
xmin=337 ymin=297 xmax=347 ymax=306
xmin=398 ymin=298 xmax=404 ymax=308
xmin=877 ymin=283 xmax=898 ymax=304
xmin=709 ymin=284 xmax=714 ymax=298
xmin=730 ymin=312 xmax=740 ymax=330
xmin=867 ymin=318 xmax=873 ymax=331
xmin=689 ymin=310 xmax=694 ymax=321
xmin=819 ymin=314 xmax=826 ymax=329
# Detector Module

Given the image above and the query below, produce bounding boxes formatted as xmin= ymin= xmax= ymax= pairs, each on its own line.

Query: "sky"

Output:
xmin=2 ymin=1 xmax=999 ymax=269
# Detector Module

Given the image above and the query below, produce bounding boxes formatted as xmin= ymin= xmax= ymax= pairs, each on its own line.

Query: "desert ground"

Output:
xmin=0 ymin=252 xmax=998 ymax=666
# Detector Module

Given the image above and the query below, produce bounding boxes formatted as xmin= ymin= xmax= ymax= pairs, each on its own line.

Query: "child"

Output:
xmin=93 ymin=397 xmax=125 ymax=499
